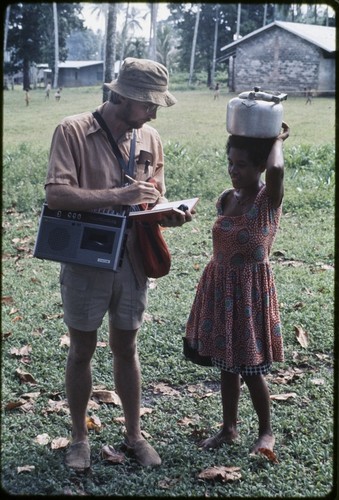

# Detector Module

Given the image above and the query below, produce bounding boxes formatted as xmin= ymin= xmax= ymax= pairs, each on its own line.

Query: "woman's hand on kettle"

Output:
xmin=277 ymin=122 xmax=290 ymax=142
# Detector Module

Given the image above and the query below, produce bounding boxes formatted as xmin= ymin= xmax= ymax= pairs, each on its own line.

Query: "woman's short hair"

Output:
xmin=226 ymin=135 xmax=275 ymax=167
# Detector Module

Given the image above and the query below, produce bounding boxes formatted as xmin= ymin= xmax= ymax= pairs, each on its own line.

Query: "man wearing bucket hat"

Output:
xmin=45 ymin=58 xmax=193 ymax=470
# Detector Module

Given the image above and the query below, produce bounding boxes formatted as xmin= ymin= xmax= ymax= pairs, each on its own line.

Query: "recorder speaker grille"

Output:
xmin=47 ymin=227 xmax=71 ymax=251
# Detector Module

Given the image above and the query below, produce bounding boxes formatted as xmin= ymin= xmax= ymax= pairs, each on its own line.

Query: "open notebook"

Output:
xmin=128 ymin=197 xmax=199 ymax=223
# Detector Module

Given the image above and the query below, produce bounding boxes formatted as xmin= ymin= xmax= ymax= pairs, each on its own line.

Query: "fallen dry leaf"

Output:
xmin=293 ymin=301 xmax=305 ymax=309
xmin=294 ymin=325 xmax=309 ymax=348
xmin=15 ymin=368 xmax=37 ymax=385
xmin=5 ymin=391 xmax=40 ymax=411
xmin=44 ymin=399 xmax=70 ymax=415
xmin=12 ymin=315 xmax=23 ymax=323
xmin=199 ymin=392 xmax=215 ymax=399
xmin=148 ymin=280 xmax=158 ymax=290
xmin=34 ymin=433 xmax=50 ymax=445
xmin=143 ymin=312 xmax=153 ymax=322
xmin=267 ymin=368 xmax=303 ymax=385
xmin=88 ymin=400 xmax=100 ymax=410
xmin=21 ymin=391 xmax=40 ymax=400
xmin=198 ymin=466 xmax=241 ymax=482
xmin=113 ymin=407 xmax=153 ymax=425
xmin=2 ymin=296 xmax=14 ymax=304
xmin=272 ymin=250 xmax=285 ymax=257
xmin=186 ymin=384 xmax=202 ymax=393
xmin=101 ymin=444 xmax=125 ymax=464
xmin=178 ymin=416 xmax=200 ymax=427
xmin=86 ymin=415 xmax=102 ymax=431
xmin=257 ymin=448 xmax=279 ymax=464
xmin=43 ymin=313 xmax=63 ymax=320
xmin=30 ymin=277 xmax=41 ymax=284
xmin=17 ymin=465 xmax=35 ymax=473
xmin=91 ymin=389 xmax=121 ymax=406
xmin=51 ymin=437 xmax=70 ymax=450
xmin=311 ymin=378 xmax=325 ymax=385
xmin=153 ymin=382 xmax=180 ymax=397
xmin=60 ymin=334 xmax=70 ymax=347
xmin=10 ymin=345 xmax=32 ymax=357
xmin=140 ymin=407 xmax=154 ymax=417
xmin=114 ymin=416 xmax=125 ymax=424
xmin=5 ymin=399 xmax=27 ymax=411
xmin=270 ymin=392 xmax=297 ymax=401
xmin=315 ymin=353 xmax=331 ymax=362
xmin=158 ymin=477 xmax=181 ymax=489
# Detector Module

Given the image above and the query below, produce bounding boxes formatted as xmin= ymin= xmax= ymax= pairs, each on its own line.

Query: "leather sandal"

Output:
xmin=122 ymin=438 xmax=161 ymax=467
xmin=65 ymin=441 xmax=91 ymax=471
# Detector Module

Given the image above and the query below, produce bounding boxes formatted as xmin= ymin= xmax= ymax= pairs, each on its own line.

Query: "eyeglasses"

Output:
xmin=143 ymin=102 xmax=159 ymax=114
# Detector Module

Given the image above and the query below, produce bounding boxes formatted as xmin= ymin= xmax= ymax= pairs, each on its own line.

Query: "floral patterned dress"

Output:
xmin=184 ymin=185 xmax=284 ymax=372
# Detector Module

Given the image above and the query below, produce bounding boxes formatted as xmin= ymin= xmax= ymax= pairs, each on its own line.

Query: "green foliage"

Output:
xmin=164 ymin=140 xmax=226 ymax=200
xmin=2 ymin=144 xmax=47 ymax=212
xmin=1 ymin=87 xmax=335 ymax=497
xmin=5 ymin=3 xmax=84 ymax=85
xmin=283 ymin=144 xmax=335 ymax=214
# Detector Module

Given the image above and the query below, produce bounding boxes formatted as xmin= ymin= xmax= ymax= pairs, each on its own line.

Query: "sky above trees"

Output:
xmin=81 ymin=2 xmax=170 ymax=36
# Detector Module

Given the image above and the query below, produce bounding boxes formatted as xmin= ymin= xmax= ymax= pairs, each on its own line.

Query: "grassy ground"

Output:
xmin=1 ymin=86 xmax=336 ymax=497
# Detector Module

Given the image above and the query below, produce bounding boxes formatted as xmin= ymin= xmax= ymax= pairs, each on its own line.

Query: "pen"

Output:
xmin=125 ymin=174 xmax=137 ymax=183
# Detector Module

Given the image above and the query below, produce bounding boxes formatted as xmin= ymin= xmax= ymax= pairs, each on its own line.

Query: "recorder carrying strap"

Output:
xmin=92 ymin=111 xmax=171 ymax=279
xmin=92 ymin=111 xmax=136 ymax=177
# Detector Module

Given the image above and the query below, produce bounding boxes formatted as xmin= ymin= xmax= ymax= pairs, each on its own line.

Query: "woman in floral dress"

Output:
xmin=184 ymin=123 xmax=289 ymax=454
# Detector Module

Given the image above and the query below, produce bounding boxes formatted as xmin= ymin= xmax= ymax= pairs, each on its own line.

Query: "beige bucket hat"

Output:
xmin=105 ymin=57 xmax=177 ymax=107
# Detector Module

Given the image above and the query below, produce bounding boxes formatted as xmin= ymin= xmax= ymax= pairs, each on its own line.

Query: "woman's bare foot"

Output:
xmin=199 ymin=429 xmax=239 ymax=450
xmin=251 ymin=432 xmax=275 ymax=454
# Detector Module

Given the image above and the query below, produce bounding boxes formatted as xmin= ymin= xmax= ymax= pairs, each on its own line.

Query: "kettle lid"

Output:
xmin=238 ymin=86 xmax=287 ymax=104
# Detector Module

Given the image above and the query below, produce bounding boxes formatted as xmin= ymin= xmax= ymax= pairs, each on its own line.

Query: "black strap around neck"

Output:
xmin=92 ymin=111 xmax=136 ymax=177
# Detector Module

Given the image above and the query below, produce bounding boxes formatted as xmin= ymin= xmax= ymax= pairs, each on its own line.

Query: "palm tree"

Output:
xmin=89 ymin=2 xmax=108 ymax=25
xmin=88 ymin=3 xmax=108 ymax=58
xmin=148 ymin=2 xmax=158 ymax=60
xmin=211 ymin=4 xmax=219 ymax=87
xmin=103 ymin=3 xmax=117 ymax=102
xmin=263 ymin=4 xmax=268 ymax=26
xmin=119 ymin=4 xmax=143 ymax=68
xmin=53 ymin=2 xmax=59 ymax=89
xmin=235 ymin=3 xmax=241 ymax=40
xmin=4 ymin=5 xmax=10 ymax=55
xmin=188 ymin=4 xmax=200 ymax=85
xmin=156 ymin=23 xmax=177 ymax=70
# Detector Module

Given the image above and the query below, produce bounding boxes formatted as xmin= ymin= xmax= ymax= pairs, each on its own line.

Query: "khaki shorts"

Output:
xmin=60 ymin=255 xmax=148 ymax=332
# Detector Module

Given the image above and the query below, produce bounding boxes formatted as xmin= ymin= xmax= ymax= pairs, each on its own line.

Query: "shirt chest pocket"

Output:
xmin=134 ymin=150 xmax=154 ymax=180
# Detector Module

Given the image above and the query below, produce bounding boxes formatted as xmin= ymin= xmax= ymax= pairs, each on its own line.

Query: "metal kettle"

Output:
xmin=226 ymin=87 xmax=287 ymax=138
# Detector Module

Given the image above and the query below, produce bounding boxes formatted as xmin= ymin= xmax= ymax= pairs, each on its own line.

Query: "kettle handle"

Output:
xmin=253 ymin=90 xmax=287 ymax=103
xmin=240 ymin=87 xmax=287 ymax=103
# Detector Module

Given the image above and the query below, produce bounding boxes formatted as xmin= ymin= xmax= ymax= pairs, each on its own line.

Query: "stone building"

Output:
xmin=219 ymin=21 xmax=336 ymax=95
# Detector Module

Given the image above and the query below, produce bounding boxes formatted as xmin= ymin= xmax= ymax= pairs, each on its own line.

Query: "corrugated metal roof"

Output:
xmin=220 ymin=21 xmax=336 ymax=57
xmin=58 ymin=60 xmax=103 ymax=69
xmin=275 ymin=21 xmax=336 ymax=52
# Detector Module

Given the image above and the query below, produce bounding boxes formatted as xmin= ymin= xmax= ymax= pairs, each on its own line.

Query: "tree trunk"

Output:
xmin=263 ymin=4 xmax=267 ymax=26
xmin=53 ymin=2 xmax=59 ymax=89
xmin=148 ymin=2 xmax=158 ymax=60
xmin=103 ymin=3 xmax=117 ymax=103
xmin=236 ymin=3 xmax=241 ymax=40
xmin=4 ymin=5 xmax=10 ymax=55
xmin=188 ymin=4 xmax=200 ymax=86
xmin=211 ymin=4 xmax=219 ymax=87
xmin=23 ymin=58 xmax=30 ymax=90
xmin=119 ymin=3 xmax=130 ymax=68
